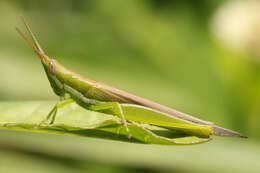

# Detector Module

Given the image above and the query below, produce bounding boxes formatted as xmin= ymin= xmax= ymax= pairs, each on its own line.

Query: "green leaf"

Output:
xmin=0 ymin=101 xmax=211 ymax=145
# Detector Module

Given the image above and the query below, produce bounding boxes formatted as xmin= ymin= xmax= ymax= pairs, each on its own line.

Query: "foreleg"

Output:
xmin=40 ymin=98 xmax=74 ymax=125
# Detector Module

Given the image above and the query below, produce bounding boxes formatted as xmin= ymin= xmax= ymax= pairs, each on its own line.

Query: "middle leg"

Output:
xmin=89 ymin=102 xmax=131 ymax=139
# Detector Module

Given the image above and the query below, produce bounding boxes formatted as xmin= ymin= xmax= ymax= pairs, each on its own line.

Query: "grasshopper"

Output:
xmin=16 ymin=16 xmax=247 ymax=140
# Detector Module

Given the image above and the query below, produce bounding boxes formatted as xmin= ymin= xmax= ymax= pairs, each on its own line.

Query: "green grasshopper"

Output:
xmin=16 ymin=16 xmax=247 ymax=140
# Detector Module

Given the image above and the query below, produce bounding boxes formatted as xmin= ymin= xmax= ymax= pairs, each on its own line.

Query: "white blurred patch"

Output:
xmin=212 ymin=0 xmax=260 ymax=60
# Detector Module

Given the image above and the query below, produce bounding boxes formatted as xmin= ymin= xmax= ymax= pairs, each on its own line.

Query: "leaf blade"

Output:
xmin=0 ymin=101 xmax=211 ymax=145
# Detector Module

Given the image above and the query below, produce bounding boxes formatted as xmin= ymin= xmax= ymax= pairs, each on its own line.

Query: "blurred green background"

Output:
xmin=0 ymin=0 xmax=260 ymax=172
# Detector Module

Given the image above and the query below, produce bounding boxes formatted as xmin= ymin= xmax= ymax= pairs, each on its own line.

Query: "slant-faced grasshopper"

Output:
xmin=16 ymin=16 xmax=247 ymax=140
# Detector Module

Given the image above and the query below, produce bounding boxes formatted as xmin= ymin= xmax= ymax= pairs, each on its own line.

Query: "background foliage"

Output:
xmin=0 ymin=0 xmax=259 ymax=172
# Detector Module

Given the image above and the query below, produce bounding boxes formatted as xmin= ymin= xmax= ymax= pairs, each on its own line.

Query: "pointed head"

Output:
xmin=16 ymin=16 xmax=65 ymax=97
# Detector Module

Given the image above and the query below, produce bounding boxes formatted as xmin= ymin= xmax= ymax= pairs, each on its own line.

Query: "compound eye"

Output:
xmin=48 ymin=60 xmax=56 ymax=75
